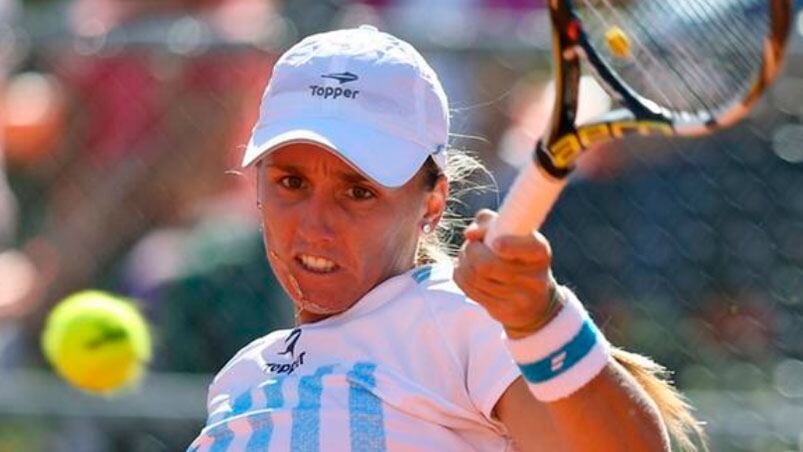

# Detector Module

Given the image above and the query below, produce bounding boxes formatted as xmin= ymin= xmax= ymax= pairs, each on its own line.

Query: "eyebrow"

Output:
xmin=264 ymin=162 xmax=375 ymax=186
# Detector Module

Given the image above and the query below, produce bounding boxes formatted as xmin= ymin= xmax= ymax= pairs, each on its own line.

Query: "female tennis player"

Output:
xmin=189 ymin=26 xmax=703 ymax=451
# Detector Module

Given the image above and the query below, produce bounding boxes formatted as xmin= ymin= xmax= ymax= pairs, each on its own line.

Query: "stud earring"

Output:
xmin=421 ymin=223 xmax=433 ymax=234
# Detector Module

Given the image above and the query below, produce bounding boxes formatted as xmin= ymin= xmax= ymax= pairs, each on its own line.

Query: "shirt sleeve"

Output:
xmin=461 ymin=304 xmax=522 ymax=429
xmin=424 ymin=276 xmax=522 ymax=433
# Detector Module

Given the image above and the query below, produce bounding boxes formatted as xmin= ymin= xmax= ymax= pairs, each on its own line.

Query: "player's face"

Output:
xmin=257 ymin=143 xmax=442 ymax=323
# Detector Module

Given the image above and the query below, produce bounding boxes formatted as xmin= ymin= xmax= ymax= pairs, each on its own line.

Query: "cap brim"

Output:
xmin=242 ymin=118 xmax=431 ymax=188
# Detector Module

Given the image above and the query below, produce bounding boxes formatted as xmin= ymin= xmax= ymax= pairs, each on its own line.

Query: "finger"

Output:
xmin=489 ymin=231 xmax=552 ymax=266
xmin=454 ymin=270 xmax=546 ymax=326
xmin=457 ymin=242 xmax=552 ymax=300
xmin=454 ymin=266 xmax=511 ymax=311
xmin=474 ymin=208 xmax=497 ymax=226
xmin=468 ymin=275 xmax=550 ymax=307
xmin=461 ymin=239 xmax=551 ymax=281
xmin=464 ymin=209 xmax=497 ymax=242
xmin=460 ymin=240 xmax=505 ymax=283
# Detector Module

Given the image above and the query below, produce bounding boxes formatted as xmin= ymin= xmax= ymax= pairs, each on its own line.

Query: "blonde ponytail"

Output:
xmin=612 ymin=348 xmax=707 ymax=451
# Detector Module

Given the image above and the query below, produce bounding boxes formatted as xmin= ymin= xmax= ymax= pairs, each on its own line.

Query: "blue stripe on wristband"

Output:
xmin=517 ymin=320 xmax=598 ymax=383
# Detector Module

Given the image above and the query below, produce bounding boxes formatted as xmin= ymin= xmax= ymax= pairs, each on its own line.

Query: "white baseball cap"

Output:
xmin=242 ymin=25 xmax=449 ymax=188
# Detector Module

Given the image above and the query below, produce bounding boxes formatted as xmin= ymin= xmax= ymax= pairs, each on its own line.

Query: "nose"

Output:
xmin=294 ymin=189 xmax=338 ymax=245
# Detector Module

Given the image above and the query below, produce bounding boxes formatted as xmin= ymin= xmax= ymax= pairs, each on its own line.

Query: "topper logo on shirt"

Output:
xmin=264 ymin=328 xmax=306 ymax=375
xmin=278 ymin=328 xmax=302 ymax=358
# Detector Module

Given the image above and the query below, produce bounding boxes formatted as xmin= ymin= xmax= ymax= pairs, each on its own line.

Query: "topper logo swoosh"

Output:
xmin=321 ymin=72 xmax=359 ymax=84
xmin=278 ymin=328 xmax=302 ymax=358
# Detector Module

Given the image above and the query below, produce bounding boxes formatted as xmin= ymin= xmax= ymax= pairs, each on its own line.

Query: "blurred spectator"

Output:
xmin=0 ymin=0 xmax=41 ymax=370
xmin=0 ymin=0 xmax=19 ymax=246
xmin=26 ymin=0 xmax=261 ymax=300
xmin=6 ymin=0 xmax=294 ymax=374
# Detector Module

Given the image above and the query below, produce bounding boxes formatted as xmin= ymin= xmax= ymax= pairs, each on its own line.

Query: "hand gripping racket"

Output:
xmin=485 ymin=0 xmax=792 ymax=245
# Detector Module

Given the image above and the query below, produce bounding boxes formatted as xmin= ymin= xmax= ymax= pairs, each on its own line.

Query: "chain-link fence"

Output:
xmin=1 ymin=1 xmax=803 ymax=451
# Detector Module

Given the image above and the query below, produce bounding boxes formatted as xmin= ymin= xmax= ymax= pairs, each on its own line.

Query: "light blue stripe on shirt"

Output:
xmin=207 ymin=381 xmax=256 ymax=426
xmin=245 ymin=378 xmax=285 ymax=451
xmin=245 ymin=412 xmax=274 ymax=451
xmin=291 ymin=365 xmax=335 ymax=452
xmin=411 ymin=265 xmax=432 ymax=283
xmin=348 ymin=362 xmax=386 ymax=452
xmin=206 ymin=422 xmax=235 ymax=452
xmin=262 ymin=377 xmax=286 ymax=409
xmin=226 ymin=390 xmax=253 ymax=420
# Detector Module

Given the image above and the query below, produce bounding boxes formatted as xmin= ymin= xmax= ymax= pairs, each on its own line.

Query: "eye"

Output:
xmin=347 ymin=185 xmax=375 ymax=200
xmin=279 ymin=175 xmax=304 ymax=190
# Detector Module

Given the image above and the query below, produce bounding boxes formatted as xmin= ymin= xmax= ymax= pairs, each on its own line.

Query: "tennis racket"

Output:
xmin=485 ymin=0 xmax=792 ymax=245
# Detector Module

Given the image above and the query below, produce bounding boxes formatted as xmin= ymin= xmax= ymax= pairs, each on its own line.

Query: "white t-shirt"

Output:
xmin=189 ymin=264 xmax=521 ymax=451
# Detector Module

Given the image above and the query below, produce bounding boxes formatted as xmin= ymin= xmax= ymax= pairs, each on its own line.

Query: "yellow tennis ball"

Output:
xmin=605 ymin=26 xmax=631 ymax=58
xmin=41 ymin=290 xmax=152 ymax=395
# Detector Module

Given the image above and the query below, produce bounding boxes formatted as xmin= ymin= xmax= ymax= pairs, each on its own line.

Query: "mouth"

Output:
xmin=295 ymin=253 xmax=340 ymax=274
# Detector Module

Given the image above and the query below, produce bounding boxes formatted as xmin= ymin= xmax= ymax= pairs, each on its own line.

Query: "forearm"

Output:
xmin=456 ymin=223 xmax=674 ymax=450
xmin=544 ymin=360 xmax=669 ymax=451
xmin=500 ymin=287 xmax=670 ymax=451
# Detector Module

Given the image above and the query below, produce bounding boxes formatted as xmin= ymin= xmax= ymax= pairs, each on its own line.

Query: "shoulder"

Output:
xmin=404 ymin=264 xmax=502 ymax=349
xmin=411 ymin=264 xmax=518 ymax=422
xmin=210 ymin=329 xmax=291 ymax=389
xmin=205 ymin=328 xmax=299 ymax=409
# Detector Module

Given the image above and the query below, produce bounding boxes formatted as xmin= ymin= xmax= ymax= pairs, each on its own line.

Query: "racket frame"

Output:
xmin=485 ymin=0 xmax=791 ymax=243
xmin=537 ymin=0 xmax=793 ymax=179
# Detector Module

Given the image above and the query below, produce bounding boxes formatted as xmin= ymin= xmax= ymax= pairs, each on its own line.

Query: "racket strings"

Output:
xmin=579 ymin=0 xmax=714 ymax=113
xmin=623 ymin=0 xmax=760 ymax=110
xmin=606 ymin=0 xmax=720 ymax=114
xmin=579 ymin=0 xmax=686 ymax=110
xmin=576 ymin=0 xmax=768 ymax=117
xmin=640 ymin=1 xmax=759 ymax=112
xmin=652 ymin=1 xmax=763 ymax=103
xmin=639 ymin=1 xmax=764 ymax=111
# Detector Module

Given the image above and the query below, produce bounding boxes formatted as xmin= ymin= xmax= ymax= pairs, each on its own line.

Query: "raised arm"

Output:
xmin=454 ymin=210 xmax=674 ymax=451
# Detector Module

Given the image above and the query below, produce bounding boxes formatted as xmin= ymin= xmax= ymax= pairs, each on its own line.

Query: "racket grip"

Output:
xmin=484 ymin=159 xmax=568 ymax=246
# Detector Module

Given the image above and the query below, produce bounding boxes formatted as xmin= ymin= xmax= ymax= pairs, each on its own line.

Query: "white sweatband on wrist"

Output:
xmin=504 ymin=286 xmax=611 ymax=402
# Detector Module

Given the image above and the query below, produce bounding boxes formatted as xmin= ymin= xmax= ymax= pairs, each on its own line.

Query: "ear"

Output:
xmin=422 ymin=176 xmax=448 ymax=226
